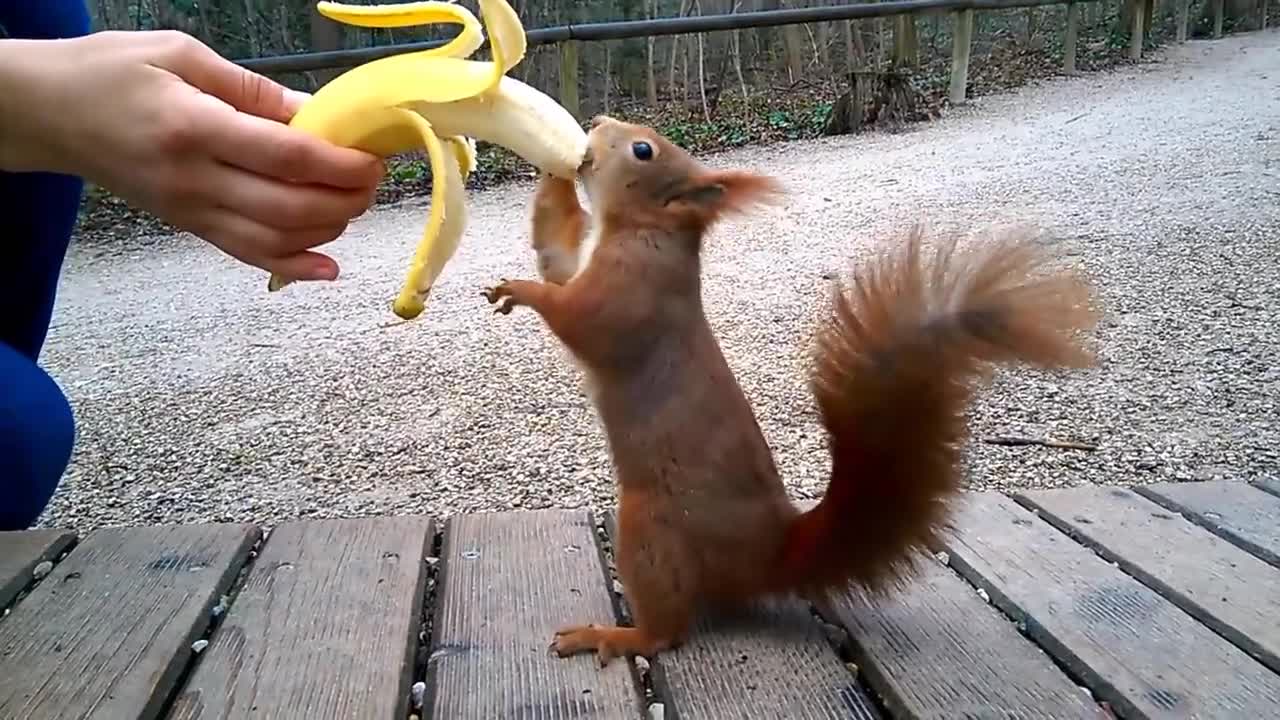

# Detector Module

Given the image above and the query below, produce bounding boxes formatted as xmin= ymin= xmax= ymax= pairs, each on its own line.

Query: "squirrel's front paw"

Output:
xmin=481 ymin=280 xmax=517 ymax=314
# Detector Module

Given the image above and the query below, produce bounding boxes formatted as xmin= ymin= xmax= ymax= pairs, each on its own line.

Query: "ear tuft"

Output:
xmin=708 ymin=170 xmax=785 ymax=216
xmin=667 ymin=170 xmax=784 ymax=228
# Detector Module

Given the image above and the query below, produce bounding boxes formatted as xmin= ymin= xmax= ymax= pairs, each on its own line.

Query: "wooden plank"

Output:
xmin=0 ymin=529 xmax=75 ymax=609
xmin=425 ymin=510 xmax=641 ymax=719
xmin=1063 ymin=2 xmax=1081 ymax=74
xmin=1135 ymin=480 xmax=1280 ymax=568
xmin=942 ymin=491 xmax=1280 ymax=719
xmin=1021 ymin=486 xmax=1280 ymax=674
xmin=167 ymin=516 xmax=434 ymax=720
xmin=828 ymin=552 xmax=1106 ymax=719
xmin=0 ymin=523 xmax=257 ymax=720
xmin=1253 ymin=477 xmax=1280 ymax=499
xmin=604 ymin=514 xmax=880 ymax=720
xmin=652 ymin=599 xmax=880 ymax=720
xmin=948 ymin=9 xmax=974 ymax=104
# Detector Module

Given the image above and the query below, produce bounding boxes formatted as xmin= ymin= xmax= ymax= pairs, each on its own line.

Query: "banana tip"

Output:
xmin=393 ymin=295 xmax=426 ymax=320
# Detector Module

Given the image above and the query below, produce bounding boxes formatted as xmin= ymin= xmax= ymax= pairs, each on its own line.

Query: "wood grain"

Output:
xmin=0 ymin=523 xmax=257 ymax=720
xmin=942 ymin=491 xmax=1280 ymax=719
xmin=426 ymin=510 xmax=641 ymax=720
xmin=604 ymin=512 xmax=880 ymax=720
xmin=829 ymin=550 xmax=1106 ymax=719
xmin=1020 ymin=485 xmax=1280 ymax=674
xmin=1135 ymin=480 xmax=1280 ymax=568
xmin=0 ymin=529 xmax=75 ymax=609
xmin=167 ymin=516 xmax=434 ymax=720
xmin=653 ymin=599 xmax=883 ymax=720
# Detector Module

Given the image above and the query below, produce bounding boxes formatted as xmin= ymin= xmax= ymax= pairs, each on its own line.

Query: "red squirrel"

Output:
xmin=483 ymin=115 xmax=1099 ymax=666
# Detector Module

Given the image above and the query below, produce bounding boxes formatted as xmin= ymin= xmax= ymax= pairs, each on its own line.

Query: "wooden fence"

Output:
xmin=235 ymin=0 xmax=1237 ymax=113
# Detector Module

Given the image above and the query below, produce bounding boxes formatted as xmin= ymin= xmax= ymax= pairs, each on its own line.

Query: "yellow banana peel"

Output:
xmin=272 ymin=0 xmax=587 ymax=320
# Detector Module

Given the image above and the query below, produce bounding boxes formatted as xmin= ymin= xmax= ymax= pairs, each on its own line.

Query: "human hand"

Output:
xmin=0 ymin=31 xmax=384 ymax=282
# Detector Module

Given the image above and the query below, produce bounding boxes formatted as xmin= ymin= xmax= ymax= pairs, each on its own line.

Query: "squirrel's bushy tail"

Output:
xmin=777 ymin=224 xmax=1098 ymax=595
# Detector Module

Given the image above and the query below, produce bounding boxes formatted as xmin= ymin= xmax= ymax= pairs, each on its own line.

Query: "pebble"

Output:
xmin=191 ymin=639 xmax=209 ymax=653
xmin=411 ymin=681 xmax=426 ymax=709
xmin=31 ymin=561 xmax=53 ymax=581
xmin=32 ymin=32 xmax=1280 ymax=532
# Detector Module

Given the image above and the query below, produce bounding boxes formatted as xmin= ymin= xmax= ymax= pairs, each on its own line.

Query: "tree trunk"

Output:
xmin=727 ymin=0 xmax=750 ymax=101
xmin=645 ymin=0 xmax=659 ymax=104
xmin=668 ymin=0 xmax=695 ymax=99
xmin=603 ymin=44 xmax=612 ymax=114
xmin=309 ymin=4 xmax=344 ymax=86
xmin=696 ymin=0 xmax=710 ymax=121
xmin=841 ymin=21 xmax=860 ymax=73
xmin=816 ymin=22 xmax=831 ymax=72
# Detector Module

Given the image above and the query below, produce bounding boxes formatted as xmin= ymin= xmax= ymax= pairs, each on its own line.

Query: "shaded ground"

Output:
xmin=38 ymin=29 xmax=1280 ymax=531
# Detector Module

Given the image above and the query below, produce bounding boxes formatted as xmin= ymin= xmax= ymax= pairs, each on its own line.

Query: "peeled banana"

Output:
xmin=273 ymin=0 xmax=588 ymax=320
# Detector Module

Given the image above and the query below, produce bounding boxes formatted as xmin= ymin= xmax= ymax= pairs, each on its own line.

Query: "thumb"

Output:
xmin=158 ymin=34 xmax=298 ymax=123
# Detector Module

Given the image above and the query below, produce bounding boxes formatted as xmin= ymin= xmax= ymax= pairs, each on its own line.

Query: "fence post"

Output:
xmin=1063 ymin=2 xmax=1080 ymax=74
xmin=1129 ymin=0 xmax=1145 ymax=60
xmin=1212 ymin=0 xmax=1224 ymax=36
xmin=558 ymin=40 xmax=580 ymax=121
xmin=1176 ymin=0 xmax=1190 ymax=41
xmin=893 ymin=14 xmax=919 ymax=66
xmin=949 ymin=9 xmax=975 ymax=104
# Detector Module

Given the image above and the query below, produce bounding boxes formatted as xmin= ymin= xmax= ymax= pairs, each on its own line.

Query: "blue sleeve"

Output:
xmin=0 ymin=0 xmax=92 ymax=40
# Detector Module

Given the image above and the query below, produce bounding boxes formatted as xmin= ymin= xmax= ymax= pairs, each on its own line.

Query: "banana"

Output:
xmin=271 ymin=0 xmax=587 ymax=320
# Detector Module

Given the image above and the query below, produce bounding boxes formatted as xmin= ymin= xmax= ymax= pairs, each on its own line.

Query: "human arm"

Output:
xmin=0 ymin=30 xmax=384 ymax=283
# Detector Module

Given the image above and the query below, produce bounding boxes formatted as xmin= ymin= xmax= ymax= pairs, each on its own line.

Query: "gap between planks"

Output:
xmin=1135 ymin=480 xmax=1280 ymax=568
xmin=1015 ymin=485 xmax=1280 ymax=675
xmin=601 ymin=511 xmax=884 ymax=720
xmin=0 ymin=529 xmax=78 ymax=613
xmin=941 ymin=490 xmax=1280 ymax=718
xmin=167 ymin=516 xmax=436 ymax=720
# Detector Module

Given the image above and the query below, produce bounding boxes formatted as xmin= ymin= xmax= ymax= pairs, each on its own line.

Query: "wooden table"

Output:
xmin=2 ymin=478 xmax=1279 ymax=719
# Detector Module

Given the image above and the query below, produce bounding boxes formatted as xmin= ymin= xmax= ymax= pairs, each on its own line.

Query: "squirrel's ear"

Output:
xmin=668 ymin=170 xmax=784 ymax=226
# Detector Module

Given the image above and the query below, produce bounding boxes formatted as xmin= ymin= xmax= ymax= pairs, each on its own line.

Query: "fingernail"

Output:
xmin=283 ymin=89 xmax=313 ymax=113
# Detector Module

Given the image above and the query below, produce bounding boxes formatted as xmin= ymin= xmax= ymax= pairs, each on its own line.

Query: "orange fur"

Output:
xmin=530 ymin=173 xmax=589 ymax=284
xmin=483 ymin=115 xmax=1099 ymax=666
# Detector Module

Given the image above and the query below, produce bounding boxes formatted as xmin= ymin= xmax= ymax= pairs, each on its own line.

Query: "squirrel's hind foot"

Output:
xmin=551 ymin=623 xmax=676 ymax=667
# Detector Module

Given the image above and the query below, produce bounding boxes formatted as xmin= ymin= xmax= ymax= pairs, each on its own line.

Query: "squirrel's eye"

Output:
xmin=631 ymin=141 xmax=654 ymax=161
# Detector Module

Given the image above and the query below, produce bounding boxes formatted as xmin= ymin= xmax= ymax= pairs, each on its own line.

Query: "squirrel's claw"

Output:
xmin=481 ymin=280 xmax=518 ymax=314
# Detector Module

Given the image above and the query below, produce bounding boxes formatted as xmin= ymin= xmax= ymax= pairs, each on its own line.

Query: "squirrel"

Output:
xmin=483 ymin=114 xmax=1099 ymax=667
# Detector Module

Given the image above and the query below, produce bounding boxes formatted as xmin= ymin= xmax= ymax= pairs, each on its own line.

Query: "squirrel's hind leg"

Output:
xmin=551 ymin=624 xmax=682 ymax=667
xmin=552 ymin=502 xmax=697 ymax=666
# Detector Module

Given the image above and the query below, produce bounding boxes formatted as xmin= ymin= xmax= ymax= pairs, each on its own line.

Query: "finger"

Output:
xmin=195 ymin=99 xmax=384 ymax=190
xmin=267 ymin=250 xmax=341 ymax=284
xmin=282 ymin=89 xmax=313 ymax=117
xmin=155 ymin=32 xmax=297 ymax=124
xmin=192 ymin=208 xmax=344 ymax=281
xmin=204 ymin=160 xmax=377 ymax=232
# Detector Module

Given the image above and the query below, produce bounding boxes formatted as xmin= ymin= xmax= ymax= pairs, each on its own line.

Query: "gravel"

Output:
xmin=36 ymin=30 xmax=1280 ymax=531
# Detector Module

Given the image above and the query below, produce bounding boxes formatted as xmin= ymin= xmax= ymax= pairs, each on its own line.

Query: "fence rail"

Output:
xmin=235 ymin=0 xmax=1222 ymax=110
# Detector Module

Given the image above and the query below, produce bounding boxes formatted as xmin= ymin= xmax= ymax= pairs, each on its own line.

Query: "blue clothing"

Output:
xmin=1 ymin=0 xmax=92 ymax=530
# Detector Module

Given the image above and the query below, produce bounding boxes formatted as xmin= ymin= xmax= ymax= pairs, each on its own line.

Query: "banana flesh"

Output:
xmin=271 ymin=0 xmax=587 ymax=320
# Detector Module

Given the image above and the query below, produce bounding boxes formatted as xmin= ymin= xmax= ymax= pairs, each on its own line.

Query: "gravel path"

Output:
xmin=38 ymin=30 xmax=1280 ymax=531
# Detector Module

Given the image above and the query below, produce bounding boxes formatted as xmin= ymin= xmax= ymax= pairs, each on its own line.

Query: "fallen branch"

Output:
xmin=982 ymin=435 xmax=1098 ymax=451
